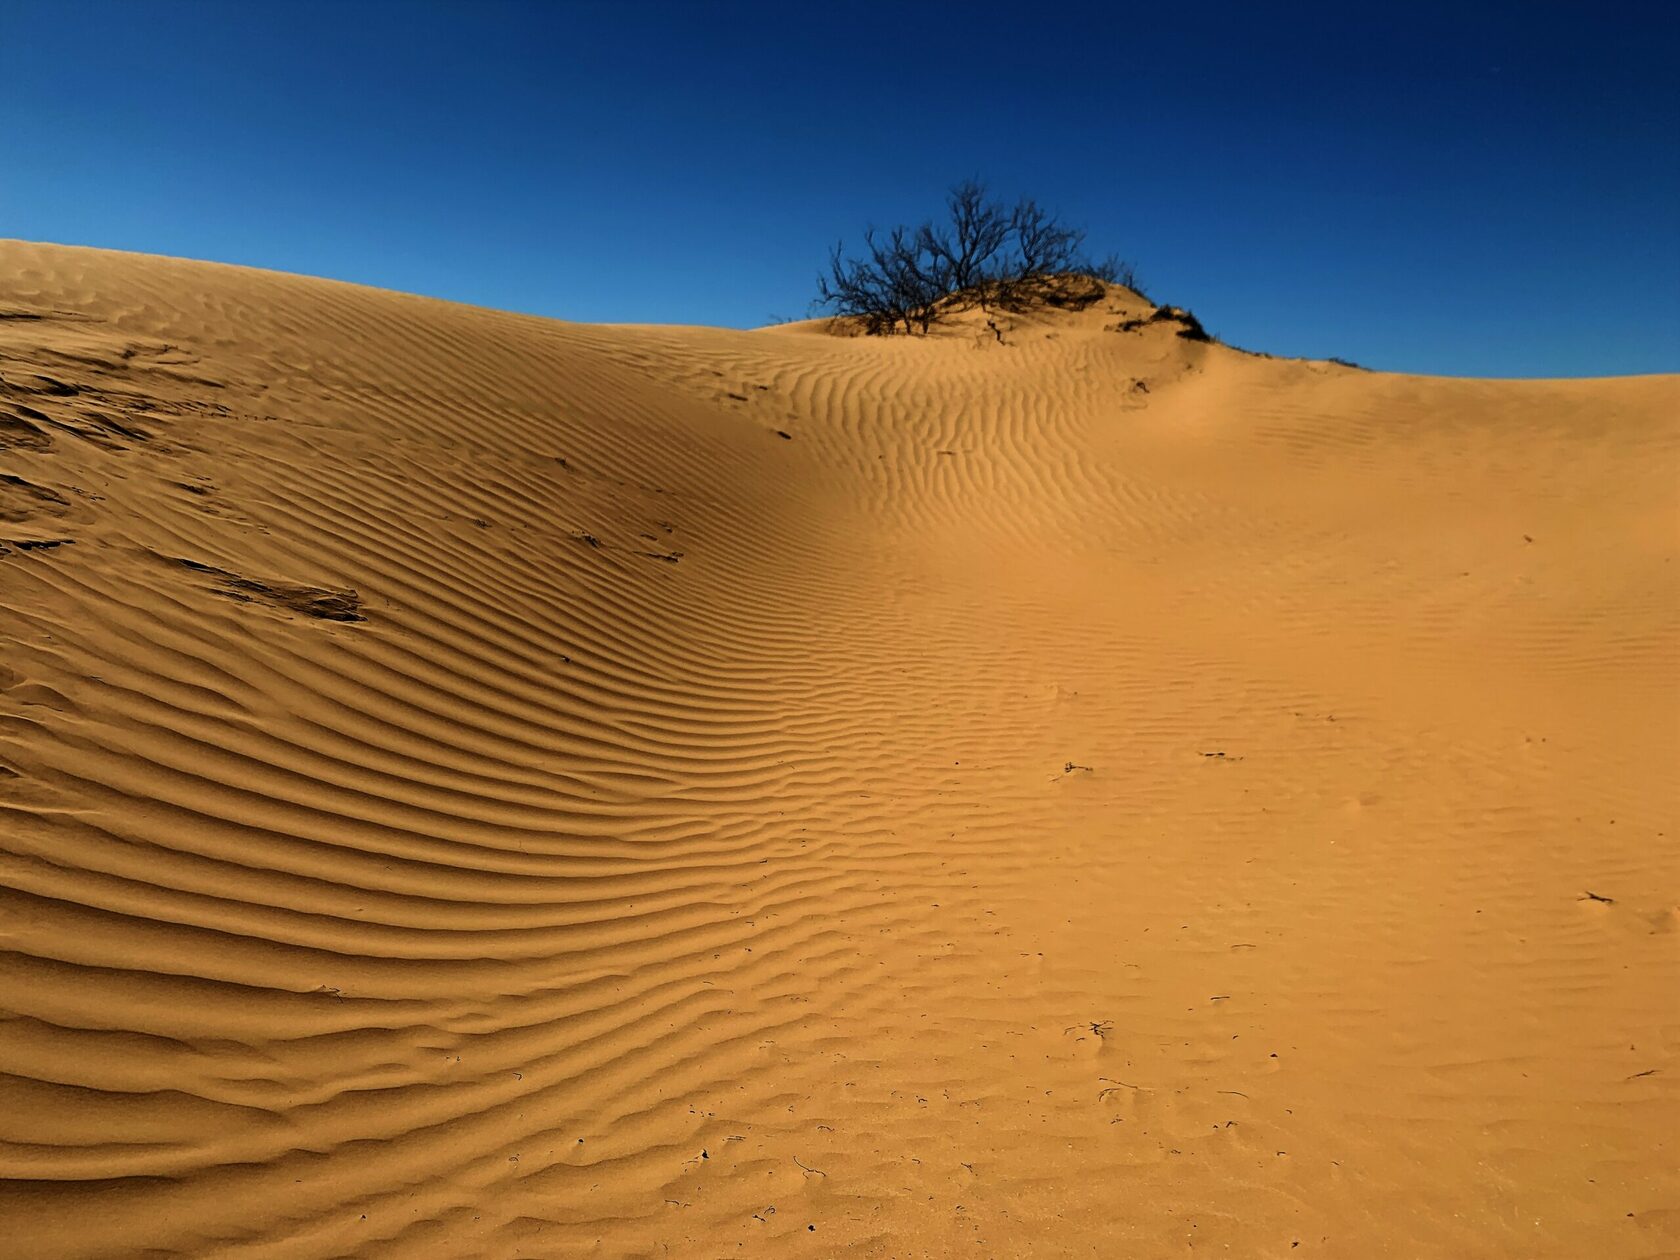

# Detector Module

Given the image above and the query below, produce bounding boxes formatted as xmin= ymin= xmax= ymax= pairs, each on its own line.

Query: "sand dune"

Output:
xmin=0 ymin=239 xmax=1675 ymax=1257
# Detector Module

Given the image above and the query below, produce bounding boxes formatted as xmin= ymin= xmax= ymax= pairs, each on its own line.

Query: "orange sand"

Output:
xmin=1 ymin=240 xmax=1675 ymax=1257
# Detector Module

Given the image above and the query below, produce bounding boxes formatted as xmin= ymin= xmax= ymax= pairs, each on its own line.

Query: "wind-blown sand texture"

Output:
xmin=0 ymin=240 xmax=1675 ymax=1258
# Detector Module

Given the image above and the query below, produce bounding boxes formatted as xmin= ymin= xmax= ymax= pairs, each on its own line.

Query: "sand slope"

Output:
xmin=0 ymin=240 xmax=1675 ymax=1258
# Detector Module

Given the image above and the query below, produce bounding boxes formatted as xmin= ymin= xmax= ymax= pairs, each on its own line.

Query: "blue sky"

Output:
xmin=3 ymin=0 xmax=1676 ymax=377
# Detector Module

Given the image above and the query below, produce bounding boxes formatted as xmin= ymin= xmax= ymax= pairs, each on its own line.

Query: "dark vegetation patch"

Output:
xmin=1038 ymin=274 xmax=1109 ymax=310
xmin=1110 ymin=305 xmax=1210 ymax=342
xmin=1149 ymin=305 xmax=1210 ymax=342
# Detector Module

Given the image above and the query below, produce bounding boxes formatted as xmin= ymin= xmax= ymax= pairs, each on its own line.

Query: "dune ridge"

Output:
xmin=0 ymin=240 xmax=1675 ymax=1257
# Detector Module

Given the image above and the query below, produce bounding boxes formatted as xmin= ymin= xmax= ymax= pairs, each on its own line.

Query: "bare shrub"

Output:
xmin=816 ymin=182 xmax=1136 ymax=334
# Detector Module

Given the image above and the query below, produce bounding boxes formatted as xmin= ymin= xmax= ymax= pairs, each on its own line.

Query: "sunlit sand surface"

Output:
xmin=1 ymin=241 xmax=1675 ymax=1257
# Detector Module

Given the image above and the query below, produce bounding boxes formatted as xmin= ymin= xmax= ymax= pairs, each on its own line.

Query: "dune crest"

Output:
xmin=0 ymin=240 xmax=1675 ymax=1257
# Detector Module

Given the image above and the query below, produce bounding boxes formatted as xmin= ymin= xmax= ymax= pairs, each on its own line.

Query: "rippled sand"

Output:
xmin=1 ymin=241 xmax=1675 ymax=1257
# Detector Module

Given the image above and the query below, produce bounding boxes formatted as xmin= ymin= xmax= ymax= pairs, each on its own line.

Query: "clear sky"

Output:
xmin=3 ymin=0 xmax=1676 ymax=377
